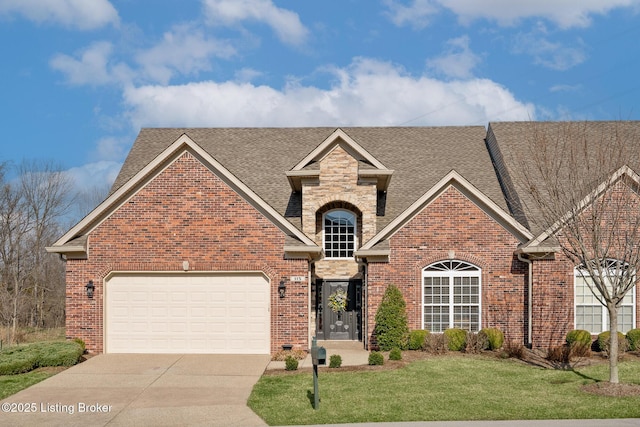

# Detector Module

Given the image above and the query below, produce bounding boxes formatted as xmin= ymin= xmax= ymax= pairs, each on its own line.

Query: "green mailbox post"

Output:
xmin=310 ymin=337 xmax=326 ymax=409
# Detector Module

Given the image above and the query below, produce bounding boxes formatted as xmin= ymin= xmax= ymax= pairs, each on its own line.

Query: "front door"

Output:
xmin=316 ymin=280 xmax=362 ymax=340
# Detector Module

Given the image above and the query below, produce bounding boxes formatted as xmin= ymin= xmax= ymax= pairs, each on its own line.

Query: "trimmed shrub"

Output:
xmin=408 ymin=329 xmax=430 ymax=351
xmin=626 ymin=328 xmax=640 ymax=351
xmin=284 ymin=355 xmax=298 ymax=371
xmin=271 ymin=349 xmax=307 ymax=361
xmin=73 ymin=338 xmax=86 ymax=354
xmin=0 ymin=346 xmax=39 ymax=375
xmin=479 ymin=328 xmax=504 ymax=350
xmin=389 ymin=348 xmax=402 ymax=361
xmin=329 ymin=354 xmax=342 ymax=368
xmin=36 ymin=341 xmax=83 ymax=367
xmin=0 ymin=340 xmax=83 ymax=375
xmin=444 ymin=328 xmax=467 ymax=351
xmin=368 ymin=351 xmax=384 ymax=366
xmin=374 ymin=285 xmax=409 ymax=351
xmin=597 ymin=331 xmax=627 ymax=355
xmin=566 ymin=329 xmax=592 ymax=347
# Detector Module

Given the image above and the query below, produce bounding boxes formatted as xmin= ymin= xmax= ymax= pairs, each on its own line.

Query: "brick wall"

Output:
xmin=529 ymin=257 xmax=573 ymax=349
xmin=367 ymin=185 xmax=529 ymax=347
xmin=65 ymin=151 xmax=309 ymax=354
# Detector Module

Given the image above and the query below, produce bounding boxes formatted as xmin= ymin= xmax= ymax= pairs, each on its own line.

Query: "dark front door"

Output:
xmin=316 ymin=280 xmax=362 ymax=340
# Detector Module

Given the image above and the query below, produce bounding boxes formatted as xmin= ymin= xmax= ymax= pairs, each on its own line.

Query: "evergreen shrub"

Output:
xmin=374 ymin=285 xmax=409 ymax=351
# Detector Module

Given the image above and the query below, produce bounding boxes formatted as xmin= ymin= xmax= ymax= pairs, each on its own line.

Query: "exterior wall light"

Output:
xmin=85 ymin=280 xmax=95 ymax=299
xmin=278 ymin=280 xmax=286 ymax=298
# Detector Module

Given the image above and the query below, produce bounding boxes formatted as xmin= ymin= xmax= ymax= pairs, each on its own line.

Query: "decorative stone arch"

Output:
xmin=314 ymin=200 xmax=363 ymax=249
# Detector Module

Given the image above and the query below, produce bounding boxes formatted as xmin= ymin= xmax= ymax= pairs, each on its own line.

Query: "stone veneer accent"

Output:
xmin=301 ymin=144 xmax=377 ymax=278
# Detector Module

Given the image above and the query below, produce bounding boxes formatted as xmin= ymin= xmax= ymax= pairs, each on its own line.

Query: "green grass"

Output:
xmin=0 ymin=340 xmax=83 ymax=375
xmin=248 ymin=354 xmax=640 ymax=425
xmin=0 ymin=370 xmax=59 ymax=400
xmin=0 ymin=333 xmax=84 ymax=399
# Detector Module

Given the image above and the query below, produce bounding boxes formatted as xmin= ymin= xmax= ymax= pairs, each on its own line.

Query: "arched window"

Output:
xmin=575 ymin=259 xmax=636 ymax=333
xmin=422 ymin=260 xmax=481 ymax=332
xmin=323 ymin=210 xmax=356 ymax=258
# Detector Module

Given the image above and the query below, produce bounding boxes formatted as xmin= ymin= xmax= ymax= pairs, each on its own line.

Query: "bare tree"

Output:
xmin=0 ymin=163 xmax=31 ymax=342
xmin=74 ymin=183 xmax=110 ymax=221
xmin=514 ymin=121 xmax=640 ymax=384
xmin=19 ymin=160 xmax=74 ymax=328
xmin=0 ymin=161 xmax=72 ymax=342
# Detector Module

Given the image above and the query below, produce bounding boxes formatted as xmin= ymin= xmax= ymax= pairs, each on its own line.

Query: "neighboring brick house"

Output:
xmin=46 ymin=123 xmax=640 ymax=354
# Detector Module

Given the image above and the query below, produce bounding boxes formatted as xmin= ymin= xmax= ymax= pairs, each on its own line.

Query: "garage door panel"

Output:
xmin=106 ymin=273 xmax=270 ymax=354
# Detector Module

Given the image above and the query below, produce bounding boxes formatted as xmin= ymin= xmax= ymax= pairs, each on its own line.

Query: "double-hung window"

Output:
xmin=575 ymin=259 xmax=635 ymax=334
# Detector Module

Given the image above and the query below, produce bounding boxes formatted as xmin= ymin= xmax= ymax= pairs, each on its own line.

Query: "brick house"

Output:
xmin=47 ymin=123 xmax=640 ymax=354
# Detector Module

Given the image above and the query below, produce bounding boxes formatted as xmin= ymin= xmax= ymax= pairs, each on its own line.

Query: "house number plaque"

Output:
xmin=290 ymin=276 xmax=306 ymax=283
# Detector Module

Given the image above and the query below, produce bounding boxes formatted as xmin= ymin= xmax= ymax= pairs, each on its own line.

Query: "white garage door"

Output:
xmin=105 ymin=273 xmax=270 ymax=354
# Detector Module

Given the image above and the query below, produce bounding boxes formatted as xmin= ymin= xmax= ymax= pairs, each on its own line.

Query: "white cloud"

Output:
xmin=426 ymin=35 xmax=481 ymax=79
xmin=65 ymin=160 xmax=120 ymax=189
xmin=0 ymin=0 xmax=119 ymax=30
xmin=549 ymin=84 xmax=582 ymax=93
xmin=512 ymin=31 xmax=587 ymax=70
xmin=234 ymin=67 xmax=263 ymax=83
xmin=136 ymin=24 xmax=236 ymax=85
xmin=384 ymin=0 xmax=640 ymax=29
xmin=50 ymin=41 xmax=133 ymax=86
xmin=383 ymin=0 xmax=439 ymax=30
xmin=203 ymin=0 xmax=309 ymax=46
xmin=91 ymin=136 xmax=130 ymax=163
xmin=122 ymin=57 xmax=534 ymax=128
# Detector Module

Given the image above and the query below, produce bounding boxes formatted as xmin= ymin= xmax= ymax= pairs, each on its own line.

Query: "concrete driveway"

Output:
xmin=0 ymin=354 xmax=270 ymax=426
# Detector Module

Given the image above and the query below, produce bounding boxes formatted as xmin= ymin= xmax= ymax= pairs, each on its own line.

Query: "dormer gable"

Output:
xmin=286 ymin=128 xmax=393 ymax=192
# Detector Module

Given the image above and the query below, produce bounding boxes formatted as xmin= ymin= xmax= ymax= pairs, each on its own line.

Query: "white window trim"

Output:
xmin=422 ymin=260 xmax=482 ymax=332
xmin=322 ymin=209 xmax=357 ymax=259
xmin=574 ymin=263 xmax=636 ymax=334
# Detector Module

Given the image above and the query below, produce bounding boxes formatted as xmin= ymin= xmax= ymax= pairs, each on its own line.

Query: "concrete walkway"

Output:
xmin=0 ymin=354 xmax=270 ymax=426
xmin=267 ymin=340 xmax=369 ymax=369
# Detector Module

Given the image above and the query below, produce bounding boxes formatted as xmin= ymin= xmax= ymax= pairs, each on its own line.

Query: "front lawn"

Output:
xmin=0 ymin=336 xmax=84 ymax=400
xmin=0 ymin=369 xmax=61 ymax=400
xmin=248 ymin=354 xmax=640 ymax=425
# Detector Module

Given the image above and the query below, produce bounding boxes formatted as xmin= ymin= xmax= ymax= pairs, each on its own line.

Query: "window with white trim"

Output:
xmin=575 ymin=260 xmax=636 ymax=334
xmin=323 ymin=210 xmax=356 ymax=258
xmin=423 ymin=260 xmax=481 ymax=332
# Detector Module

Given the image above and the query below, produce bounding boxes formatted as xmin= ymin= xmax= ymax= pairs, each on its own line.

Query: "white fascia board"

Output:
xmin=292 ymin=128 xmax=388 ymax=171
xmin=52 ymin=134 xmax=318 ymax=248
xmin=360 ymin=170 xmax=533 ymax=250
xmin=525 ymin=165 xmax=640 ymax=248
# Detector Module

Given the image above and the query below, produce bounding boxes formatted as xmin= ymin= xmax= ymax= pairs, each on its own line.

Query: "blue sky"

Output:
xmin=1 ymin=0 xmax=640 ymax=203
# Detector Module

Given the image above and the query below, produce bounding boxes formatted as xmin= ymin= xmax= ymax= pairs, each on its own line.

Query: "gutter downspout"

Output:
xmin=357 ymin=259 xmax=368 ymax=350
xmin=309 ymin=259 xmax=314 ymax=350
xmin=517 ymin=252 xmax=533 ymax=349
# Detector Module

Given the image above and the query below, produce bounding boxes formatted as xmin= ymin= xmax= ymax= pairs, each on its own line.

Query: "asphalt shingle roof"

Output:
xmin=112 ymin=126 xmax=510 ymax=240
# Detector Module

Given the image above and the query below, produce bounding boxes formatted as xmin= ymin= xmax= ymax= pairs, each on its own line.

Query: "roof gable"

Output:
xmin=286 ymin=128 xmax=394 ymax=191
xmin=358 ymin=170 xmax=533 ymax=255
xmin=47 ymin=134 xmax=318 ymax=255
xmin=521 ymin=165 xmax=640 ymax=253
xmin=73 ymin=126 xmax=508 ymax=240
